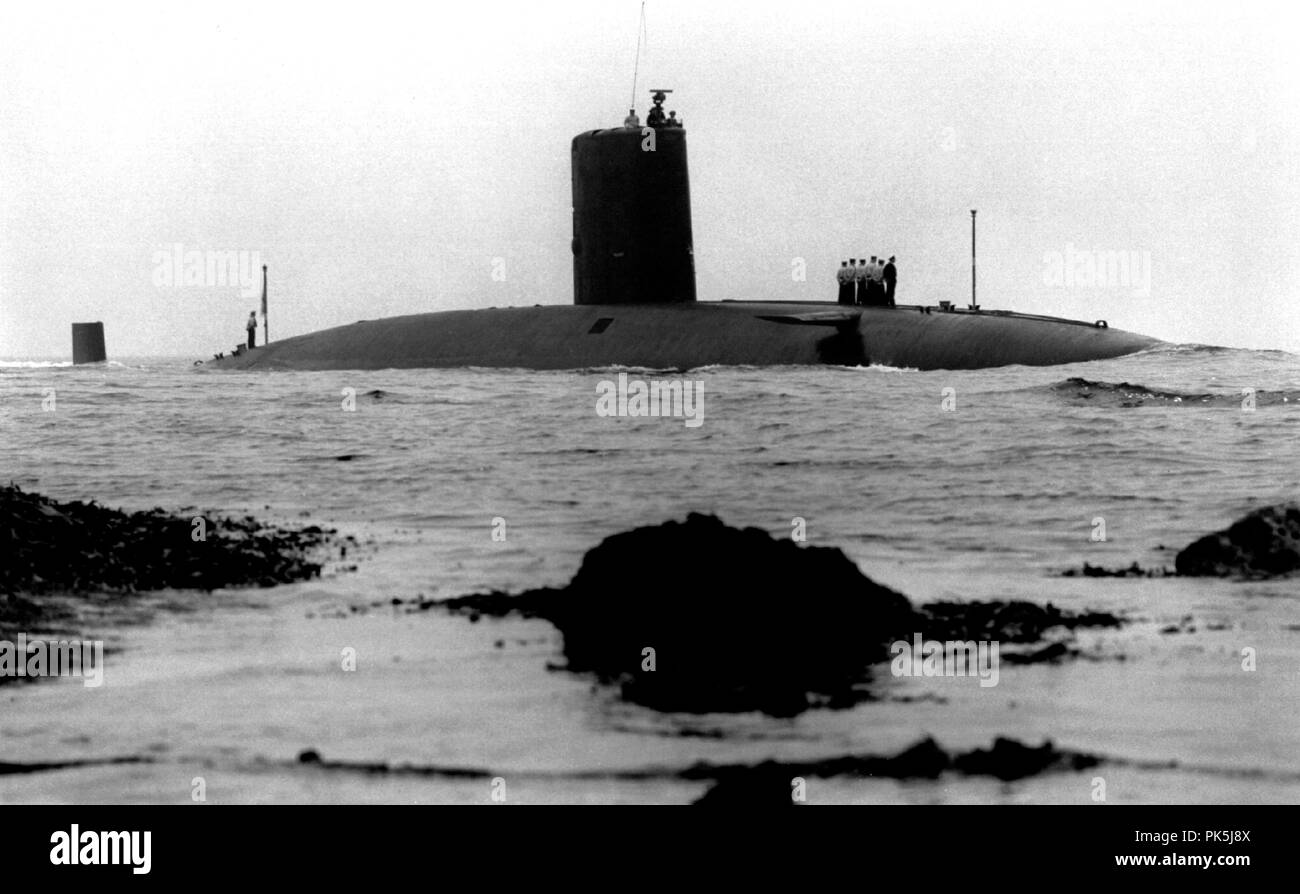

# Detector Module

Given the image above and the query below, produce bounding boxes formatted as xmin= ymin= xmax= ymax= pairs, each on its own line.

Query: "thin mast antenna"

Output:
xmin=261 ymin=265 xmax=269 ymax=344
xmin=630 ymin=2 xmax=647 ymax=113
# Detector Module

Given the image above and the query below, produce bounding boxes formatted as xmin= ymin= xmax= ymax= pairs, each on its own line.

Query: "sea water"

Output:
xmin=1 ymin=345 xmax=1297 ymax=803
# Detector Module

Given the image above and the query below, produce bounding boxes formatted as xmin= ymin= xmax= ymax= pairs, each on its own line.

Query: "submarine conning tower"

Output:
xmin=571 ymin=90 xmax=696 ymax=306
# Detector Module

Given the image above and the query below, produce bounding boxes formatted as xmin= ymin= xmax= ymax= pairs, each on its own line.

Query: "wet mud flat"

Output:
xmin=408 ymin=508 xmax=1298 ymax=798
xmin=5 ymin=483 xmax=1295 ymax=802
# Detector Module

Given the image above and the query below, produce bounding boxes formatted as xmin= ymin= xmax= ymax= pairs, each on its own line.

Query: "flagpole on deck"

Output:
xmin=261 ymin=265 xmax=268 ymax=345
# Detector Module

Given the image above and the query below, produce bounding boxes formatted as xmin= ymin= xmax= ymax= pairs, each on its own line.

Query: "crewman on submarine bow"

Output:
xmin=853 ymin=257 xmax=867 ymax=305
xmin=884 ymin=256 xmax=898 ymax=306
xmin=837 ymin=261 xmax=853 ymax=304
xmin=246 ymin=311 xmax=257 ymax=349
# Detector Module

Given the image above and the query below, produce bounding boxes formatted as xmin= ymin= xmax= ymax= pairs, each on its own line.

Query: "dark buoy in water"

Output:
xmin=71 ymin=322 xmax=106 ymax=364
xmin=571 ymin=89 xmax=695 ymax=305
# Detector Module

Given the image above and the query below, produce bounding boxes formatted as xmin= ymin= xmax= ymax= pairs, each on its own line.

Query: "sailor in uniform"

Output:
xmin=837 ymin=261 xmax=853 ymax=304
xmin=860 ymin=257 xmax=875 ymax=305
xmin=883 ymin=256 xmax=897 ymax=306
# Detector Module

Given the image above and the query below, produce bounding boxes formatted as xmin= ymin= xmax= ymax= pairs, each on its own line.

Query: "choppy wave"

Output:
xmin=840 ymin=363 xmax=920 ymax=373
xmin=1144 ymin=342 xmax=1234 ymax=355
xmin=0 ymin=359 xmax=155 ymax=371
xmin=0 ymin=360 xmax=73 ymax=369
xmin=1144 ymin=342 xmax=1299 ymax=359
xmin=1046 ymin=377 xmax=1300 ymax=407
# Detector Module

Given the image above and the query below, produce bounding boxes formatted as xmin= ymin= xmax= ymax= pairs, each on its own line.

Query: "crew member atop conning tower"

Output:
xmin=646 ymin=89 xmax=671 ymax=128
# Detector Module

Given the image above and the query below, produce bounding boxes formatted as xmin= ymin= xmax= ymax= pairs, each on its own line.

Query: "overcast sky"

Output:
xmin=2 ymin=0 xmax=1297 ymax=358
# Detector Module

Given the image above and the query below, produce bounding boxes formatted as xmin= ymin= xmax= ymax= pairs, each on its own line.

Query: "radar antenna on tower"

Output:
xmin=647 ymin=89 xmax=676 ymax=127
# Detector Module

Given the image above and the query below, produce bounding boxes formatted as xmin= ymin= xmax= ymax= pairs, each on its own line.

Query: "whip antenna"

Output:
xmin=629 ymin=2 xmax=647 ymax=114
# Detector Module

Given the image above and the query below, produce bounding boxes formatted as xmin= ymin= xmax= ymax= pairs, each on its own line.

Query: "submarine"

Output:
xmin=205 ymin=91 xmax=1160 ymax=372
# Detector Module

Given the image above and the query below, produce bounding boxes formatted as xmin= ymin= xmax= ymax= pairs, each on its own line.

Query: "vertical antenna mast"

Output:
xmin=261 ymin=265 xmax=269 ymax=344
xmin=629 ymin=2 xmax=647 ymax=114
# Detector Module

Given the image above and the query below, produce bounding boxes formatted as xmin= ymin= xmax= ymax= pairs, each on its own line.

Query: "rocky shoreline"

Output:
xmin=1 ymin=485 xmax=356 ymax=662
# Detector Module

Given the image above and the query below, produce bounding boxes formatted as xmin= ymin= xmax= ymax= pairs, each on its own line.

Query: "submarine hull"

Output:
xmin=204 ymin=104 xmax=1163 ymax=373
xmin=204 ymin=302 xmax=1160 ymax=372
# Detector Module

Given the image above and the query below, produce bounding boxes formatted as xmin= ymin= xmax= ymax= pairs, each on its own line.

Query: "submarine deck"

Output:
xmin=204 ymin=300 xmax=1161 ymax=372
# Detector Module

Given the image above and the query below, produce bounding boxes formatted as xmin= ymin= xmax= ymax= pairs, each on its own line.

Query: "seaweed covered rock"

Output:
xmin=692 ymin=763 xmax=802 ymax=807
xmin=915 ymin=600 xmax=1121 ymax=643
xmin=1175 ymin=504 xmax=1300 ymax=578
xmin=1 ymin=484 xmax=350 ymax=596
xmin=0 ymin=592 xmax=60 ymax=650
xmin=691 ymin=736 xmax=1103 ymax=802
xmin=1060 ymin=561 xmax=1167 ymax=578
xmin=548 ymin=513 xmax=915 ymax=715
xmin=434 ymin=514 xmax=1127 ymax=715
xmin=951 ymin=736 xmax=1100 ymax=781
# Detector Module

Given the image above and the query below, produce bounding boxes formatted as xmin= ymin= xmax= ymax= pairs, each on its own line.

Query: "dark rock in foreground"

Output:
xmin=692 ymin=736 xmax=1103 ymax=803
xmin=950 ymin=736 xmax=1101 ymax=780
xmin=1061 ymin=504 xmax=1300 ymax=580
xmin=1061 ymin=561 xmax=1170 ymax=578
xmin=287 ymin=734 xmax=1102 ymax=802
xmin=0 ymin=755 xmax=153 ymax=777
xmin=914 ymin=600 xmax=1122 ymax=643
xmin=1 ymin=484 xmax=352 ymax=599
xmin=0 ymin=592 xmax=54 ymax=634
xmin=693 ymin=764 xmax=802 ymax=806
xmin=1175 ymin=504 xmax=1300 ymax=578
xmin=551 ymin=513 xmax=912 ymax=715
xmin=434 ymin=514 xmax=1123 ymax=715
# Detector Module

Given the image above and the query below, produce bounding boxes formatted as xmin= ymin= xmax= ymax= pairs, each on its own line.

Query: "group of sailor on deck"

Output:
xmin=837 ymin=256 xmax=897 ymax=306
